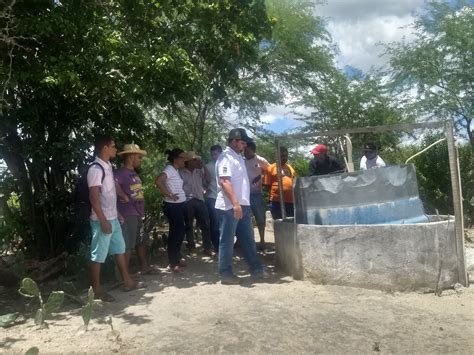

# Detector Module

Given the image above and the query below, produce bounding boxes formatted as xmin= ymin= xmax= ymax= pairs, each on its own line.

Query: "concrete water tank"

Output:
xmin=274 ymin=164 xmax=461 ymax=291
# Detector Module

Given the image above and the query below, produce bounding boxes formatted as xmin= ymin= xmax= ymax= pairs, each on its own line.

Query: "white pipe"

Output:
xmin=405 ymin=138 xmax=446 ymax=164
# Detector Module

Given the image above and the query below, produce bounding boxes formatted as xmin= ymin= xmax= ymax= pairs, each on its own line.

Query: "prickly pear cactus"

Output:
xmin=44 ymin=291 xmax=64 ymax=315
xmin=18 ymin=278 xmax=40 ymax=298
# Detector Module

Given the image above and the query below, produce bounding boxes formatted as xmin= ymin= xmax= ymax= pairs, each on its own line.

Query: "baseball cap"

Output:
xmin=363 ymin=143 xmax=377 ymax=151
xmin=310 ymin=144 xmax=328 ymax=155
xmin=228 ymin=128 xmax=253 ymax=143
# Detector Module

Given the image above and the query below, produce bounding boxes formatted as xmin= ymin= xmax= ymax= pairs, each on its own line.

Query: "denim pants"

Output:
xmin=269 ymin=201 xmax=294 ymax=220
xmin=163 ymin=201 xmax=186 ymax=267
xmin=205 ymin=197 xmax=220 ymax=251
xmin=217 ymin=206 xmax=263 ymax=279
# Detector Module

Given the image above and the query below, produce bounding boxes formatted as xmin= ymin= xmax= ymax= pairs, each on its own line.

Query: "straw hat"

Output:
xmin=183 ymin=151 xmax=202 ymax=160
xmin=117 ymin=143 xmax=147 ymax=156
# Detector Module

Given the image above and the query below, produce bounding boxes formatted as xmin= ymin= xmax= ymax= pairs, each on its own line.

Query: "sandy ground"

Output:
xmin=2 ymin=231 xmax=474 ymax=354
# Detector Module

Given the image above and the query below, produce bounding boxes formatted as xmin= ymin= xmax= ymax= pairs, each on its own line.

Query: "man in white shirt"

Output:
xmin=244 ymin=141 xmax=269 ymax=250
xmin=204 ymin=145 xmax=222 ymax=252
xmin=215 ymin=128 xmax=266 ymax=285
xmin=360 ymin=142 xmax=386 ymax=170
xmin=88 ymin=136 xmax=144 ymax=302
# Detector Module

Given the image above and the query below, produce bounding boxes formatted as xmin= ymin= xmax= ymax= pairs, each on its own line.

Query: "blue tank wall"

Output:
xmin=294 ymin=164 xmax=428 ymax=225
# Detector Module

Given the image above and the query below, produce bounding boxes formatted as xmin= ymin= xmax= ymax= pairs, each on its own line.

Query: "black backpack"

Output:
xmin=74 ymin=162 xmax=105 ymax=219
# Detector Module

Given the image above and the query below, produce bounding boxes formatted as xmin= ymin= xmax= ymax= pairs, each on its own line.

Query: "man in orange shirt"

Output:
xmin=263 ymin=146 xmax=297 ymax=220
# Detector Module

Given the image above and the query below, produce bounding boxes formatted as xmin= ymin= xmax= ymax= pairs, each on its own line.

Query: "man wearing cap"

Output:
xmin=115 ymin=143 xmax=157 ymax=276
xmin=215 ymin=128 xmax=266 ymax=285
xmin=181 ymin=151 xmax=214 ymax=256
xmin=360 ymin=142 xmax=386 ymax=170
xmin=308 ymin=144 xmax=344 ymax=176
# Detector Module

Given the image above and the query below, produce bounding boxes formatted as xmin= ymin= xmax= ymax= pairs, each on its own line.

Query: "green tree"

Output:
xmin=298 ymin=71 xmax=407 ymax=158
xmin=385 ymin=1 xmax=474 ymax=149
xmin=0 ymin=0 xmax=272 ymax=258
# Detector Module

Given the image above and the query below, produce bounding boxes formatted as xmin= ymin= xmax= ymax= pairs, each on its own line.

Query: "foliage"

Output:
xmin=385 ymin=0 xmax=474 ymax=149
xmin=0 ymin=0 xmax=272 ymax=258
xmin=18 ymin=277 xmax=64 ymax=327
xmin=0 ymin=312 xmax=19 ymax=328
xmin=82 ymin=286 xmax=101 ymax=330
xmin=299 ymin=71 xmax=408 ymax=155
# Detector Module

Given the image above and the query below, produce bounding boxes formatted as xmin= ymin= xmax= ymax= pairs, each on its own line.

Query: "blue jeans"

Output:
xmin=205 ymin=198 xmax=220 ymax=251
xmin=217 ymin=206 xmax=263 ymax=279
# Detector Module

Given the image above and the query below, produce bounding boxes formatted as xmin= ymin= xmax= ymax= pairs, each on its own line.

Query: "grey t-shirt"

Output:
xmin=205 ymin=161 xmax=218 ymax=199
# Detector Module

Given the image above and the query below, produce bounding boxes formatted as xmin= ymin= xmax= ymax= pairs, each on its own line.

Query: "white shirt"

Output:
xmin=360 ymin=155 xmax=386 ymax=170
xmin=162 ymin=165 xmax=186 ymax=203
xmin=205 ymin=161 xmax=218 ymax=199
xmin=87 ymin=157 xmax=117 ymax=221
xmin=215 ymin=146 xmax=250 ymax=210
xmin=245 ymin=154 xmax=269 ymax=194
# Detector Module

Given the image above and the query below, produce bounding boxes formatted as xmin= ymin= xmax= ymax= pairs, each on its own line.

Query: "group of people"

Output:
xmin=86 ymin=130 xmax=386 ymax=300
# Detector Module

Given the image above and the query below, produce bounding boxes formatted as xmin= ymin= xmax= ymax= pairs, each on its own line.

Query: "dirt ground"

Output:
xmin=2 ymin=231 xmax=474 ymax=354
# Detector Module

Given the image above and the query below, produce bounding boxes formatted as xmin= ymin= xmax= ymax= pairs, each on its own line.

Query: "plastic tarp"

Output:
xmin=294 ymin=164 xmax=428 ymax=225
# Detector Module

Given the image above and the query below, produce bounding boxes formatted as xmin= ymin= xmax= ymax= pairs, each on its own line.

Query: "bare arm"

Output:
xmin=115 ymin=181 xmax=129 ymax=203
xmin=89 ymin=186 xmax=112 ymax=234
xmin=155 ymin=173 xmax=179 ymax=201
xmin=219 ymin=176 xmax=242 ymax=219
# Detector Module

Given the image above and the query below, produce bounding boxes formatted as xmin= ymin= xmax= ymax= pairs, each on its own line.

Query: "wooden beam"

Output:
xmin=446 ymin=120 xmax=468 ymax=286
xmin=274 ymin=121 xmax=445 ymax=141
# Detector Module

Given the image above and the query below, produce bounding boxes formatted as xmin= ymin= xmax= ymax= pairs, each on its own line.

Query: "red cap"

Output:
xmin=311 ymin=144 xmax=328 ymax=155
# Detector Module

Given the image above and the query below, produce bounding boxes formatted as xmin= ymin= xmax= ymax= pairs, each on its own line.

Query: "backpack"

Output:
xmin=74 ymin=162 xmax=105 ymax=219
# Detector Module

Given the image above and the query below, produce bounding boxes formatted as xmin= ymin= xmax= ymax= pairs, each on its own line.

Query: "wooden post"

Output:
xmin=275 ymin=138 xmax=286 ymax=219
xmin=445 ymin=120 xmax=468 ymax=286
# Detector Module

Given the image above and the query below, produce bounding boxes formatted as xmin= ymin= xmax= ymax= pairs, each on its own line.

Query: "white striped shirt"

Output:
xmin=162 ymin=165 xmax=186 ymax=203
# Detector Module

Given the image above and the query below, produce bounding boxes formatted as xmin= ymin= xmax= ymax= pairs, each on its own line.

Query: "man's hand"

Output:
xmin=233 ymin=203 xmax=243 ymax=220
xmin=118 ymin=214 xmax=125 ymax=225
xmin=252 ymin=175 xmax=261 ymax=186
xmin=119 ymin=194 xmax=130 ymax=203
xmin=100 ymin=219 xmax=112 ymax=234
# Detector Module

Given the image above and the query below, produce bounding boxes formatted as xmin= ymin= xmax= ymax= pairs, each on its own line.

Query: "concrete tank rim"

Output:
xmin=273 ymin=215 xmax=454 ymax=228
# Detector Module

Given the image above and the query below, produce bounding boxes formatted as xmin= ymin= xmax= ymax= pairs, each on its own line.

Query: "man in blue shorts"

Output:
xmin=88 ymin=136 xmax=145 ymax=302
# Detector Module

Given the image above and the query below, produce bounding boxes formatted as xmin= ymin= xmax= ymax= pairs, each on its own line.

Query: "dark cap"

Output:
xmin=228 ymin=128 xmax=253 ymax=143
xmin=363 ymin=142 xmax=377 ymax=151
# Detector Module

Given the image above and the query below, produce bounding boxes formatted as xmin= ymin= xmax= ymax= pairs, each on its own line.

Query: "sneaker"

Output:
xmin=221 ymin=275 xmax=241 ymax=285
xmin=169 ymin=265 xmax=184 ymax=273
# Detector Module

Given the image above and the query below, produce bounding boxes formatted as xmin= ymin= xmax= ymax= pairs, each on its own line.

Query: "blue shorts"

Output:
xmin=250 ymin=193 xmax=266 ymax=226
xmin=90 ymin=218 xmax=125 ymax=263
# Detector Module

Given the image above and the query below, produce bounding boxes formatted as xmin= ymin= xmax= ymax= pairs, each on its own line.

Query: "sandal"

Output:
xmin=123 ymin=281 xmax=147 ymax=292
xmin=95 ymin=292 xmax=116 ymax=302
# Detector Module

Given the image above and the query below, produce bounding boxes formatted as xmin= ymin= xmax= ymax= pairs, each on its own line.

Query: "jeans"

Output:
xmin=184 ymin=198 xmax=213 ymax=251
xmin=217 ymin=206 xmax=263 ymax=279
xmin=205 ymin=197 xmax=220 ymax=251
xmin=163 ymin=201 xmax=186 ymax=267
xmin=269 ymin=201 xmax=294 ymax=220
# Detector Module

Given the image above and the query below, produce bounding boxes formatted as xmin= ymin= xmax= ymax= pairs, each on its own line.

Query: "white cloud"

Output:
xmin=316 ymin=0 xmax=425 ymax=71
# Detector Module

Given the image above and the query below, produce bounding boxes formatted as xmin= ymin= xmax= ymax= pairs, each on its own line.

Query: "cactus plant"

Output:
xmin=18 ymin=278 xmax=64 ymax=326
xmin=81 ymin=287 xmax=102 ymax=330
